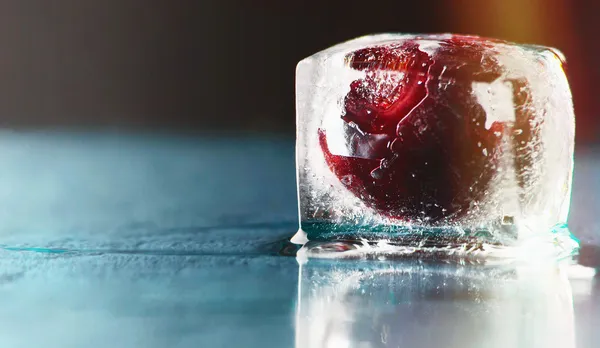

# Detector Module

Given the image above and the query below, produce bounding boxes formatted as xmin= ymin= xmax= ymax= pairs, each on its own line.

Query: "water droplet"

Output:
xmin=341 ymin=175 xmax=353 ymax=185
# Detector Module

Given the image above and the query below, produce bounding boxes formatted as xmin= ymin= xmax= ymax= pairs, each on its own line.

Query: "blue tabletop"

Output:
xmin=0 ymin=132 xmax=597 ymax=348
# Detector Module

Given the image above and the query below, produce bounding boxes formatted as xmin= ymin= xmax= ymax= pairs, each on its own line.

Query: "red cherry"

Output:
xmin=342 ymin=41 xmax=431 ymax=135
xmin=320 ymin=36 xmax=507 ymax=223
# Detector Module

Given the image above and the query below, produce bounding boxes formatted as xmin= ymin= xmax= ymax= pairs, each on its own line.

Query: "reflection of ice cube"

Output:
xmin=295 ymin=34 xmax=576 ymax=255
xmin=295 ymin=260 xmax=576 ymax=348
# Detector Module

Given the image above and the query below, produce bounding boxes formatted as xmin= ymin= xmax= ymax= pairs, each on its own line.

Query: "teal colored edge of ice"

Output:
xmin=549 ymin=222 xmax=580 ymax=259
xmin=301 ymin=221 xmax=513 ymax=243
xmin=301 ymin=221 xmax=580 ymax=258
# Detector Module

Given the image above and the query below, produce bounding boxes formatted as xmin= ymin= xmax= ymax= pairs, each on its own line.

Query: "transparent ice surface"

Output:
xmin=295 ymin=34 xmax=575 ymax=253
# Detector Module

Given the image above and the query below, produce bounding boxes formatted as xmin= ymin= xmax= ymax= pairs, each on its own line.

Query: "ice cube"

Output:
xmin=294 ymin=34 xmax=576 ymax=256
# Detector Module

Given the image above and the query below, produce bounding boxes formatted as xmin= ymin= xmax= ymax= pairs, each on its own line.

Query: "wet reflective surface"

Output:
xmin=1 ymin=251 xmax=597 ymax=348
xmin=297 ymin=259 xmax=594 ymax=348
xmin=0 ymin=133 xmax=597 ymax=347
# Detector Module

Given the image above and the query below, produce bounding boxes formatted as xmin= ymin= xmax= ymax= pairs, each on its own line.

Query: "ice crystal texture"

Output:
xmin=295 ymin=34 xmax=575 ymax=247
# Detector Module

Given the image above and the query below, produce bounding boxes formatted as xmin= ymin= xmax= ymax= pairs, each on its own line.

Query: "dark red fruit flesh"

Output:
xmin=320 ymin=36 xmax=507 ymax=223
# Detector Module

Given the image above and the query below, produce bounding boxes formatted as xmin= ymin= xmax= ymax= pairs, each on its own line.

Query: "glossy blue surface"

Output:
xmin=0 ymin=132 xmax=597 ymax=347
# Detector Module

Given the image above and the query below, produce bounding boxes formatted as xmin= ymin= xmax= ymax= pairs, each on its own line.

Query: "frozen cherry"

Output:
xmin=320 ymin=36 xmax=506 ymax=223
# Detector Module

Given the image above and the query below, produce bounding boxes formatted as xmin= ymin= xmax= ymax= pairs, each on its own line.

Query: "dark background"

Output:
xmin=0 ymin=0 xmax=597 ymax=143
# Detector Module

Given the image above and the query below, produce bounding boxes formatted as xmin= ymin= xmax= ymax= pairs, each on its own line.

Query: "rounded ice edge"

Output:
xmin=292 ymin=223 xmax=579 ymax=262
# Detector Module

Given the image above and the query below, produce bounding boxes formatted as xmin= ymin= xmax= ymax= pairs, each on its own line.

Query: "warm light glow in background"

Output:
xmin=445 ymin=0 xmax=597 ymax=143
xmin=0 ymin=1 xmax=596 ymax=143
